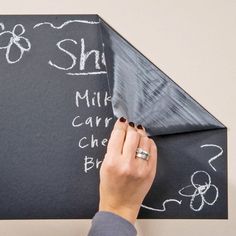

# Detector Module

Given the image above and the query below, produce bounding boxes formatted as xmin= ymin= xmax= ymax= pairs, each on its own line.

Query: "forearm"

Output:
xmin=87 ymin=211 xmax=137 ymax=236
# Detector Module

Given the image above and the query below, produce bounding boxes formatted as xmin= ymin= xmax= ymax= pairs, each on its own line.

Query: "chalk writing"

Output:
xmin=72 ymin=89 xmax=112 ymax=173
xmin=101 ymin=43 xmax=106 ymax=66
xmin=78 ymin=135 xmax=108 ymax=149
xmin=75 ymin=90 xmax=111 ymax=108
xmin=72 ymin=116 xmax=112 ymax=128
xmin=48 ymin=39 xmax=77 ymax=70
xmin=0 ymin=23 xmax=4 ymax=30
xmin=141 ymin=199 xmax=182 ymax=212
xmin=48 ymin=38 xmax=106 ymax=76
xmin=80 ymin=38 xmax=101 ymax=70
xmin=84 ymin=156 xmax=102 ymax=173
xmin=67 ymin=71 xmax=107 ymax=76
xmin=0 ymin=23 xmax=31 ymax=64
xmin=178 ymin=170 xmax=219 ymax=211
xmin=33 ymin=19 xmax=100 ymax=29
xmin=200 ymin=144 xmax=223 ymax=171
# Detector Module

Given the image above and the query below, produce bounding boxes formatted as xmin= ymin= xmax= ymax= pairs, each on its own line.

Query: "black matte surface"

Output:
xmin=0 ymin=15 xmax=227 ymax=219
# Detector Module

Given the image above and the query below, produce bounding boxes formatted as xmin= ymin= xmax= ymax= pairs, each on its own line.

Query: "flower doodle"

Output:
xmin=0 ymin=23 xmax=31 ymax=64
xmin=178 ymin=170 xmax=219 ymax=212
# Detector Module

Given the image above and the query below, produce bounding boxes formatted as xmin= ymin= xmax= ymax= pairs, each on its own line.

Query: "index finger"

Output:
xmin=106 ymin=117 xmax=128 ymax=155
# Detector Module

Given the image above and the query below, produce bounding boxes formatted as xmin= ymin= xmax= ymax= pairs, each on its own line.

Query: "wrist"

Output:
xmin=99 ymin=201 xmax=140 ymax=224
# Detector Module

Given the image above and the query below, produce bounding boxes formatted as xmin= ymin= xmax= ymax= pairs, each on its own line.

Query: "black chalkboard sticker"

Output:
xmin=0 ymin=15 xmax=227 ymax=219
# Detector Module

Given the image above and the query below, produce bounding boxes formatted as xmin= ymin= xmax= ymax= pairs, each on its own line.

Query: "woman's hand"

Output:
xmin=99 ymin=117 xmax=158 ymax=224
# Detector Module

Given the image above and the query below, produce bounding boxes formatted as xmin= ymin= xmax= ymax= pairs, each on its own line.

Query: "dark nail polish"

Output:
xmin=119 ymin=117 xmax=126 ymax=122
xmin=137 ymin=124 xmax=143 ymax=129
xmin=129 ymin=122 xmax=135 ymax=127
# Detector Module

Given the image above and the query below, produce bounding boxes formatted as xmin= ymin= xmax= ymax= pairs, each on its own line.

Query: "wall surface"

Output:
xmin=0 ymin=0 xmax=235 ymax=235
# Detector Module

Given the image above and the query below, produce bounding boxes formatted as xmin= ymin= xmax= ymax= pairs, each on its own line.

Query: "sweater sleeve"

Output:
xmin=87 ymin=211 xmax=137 ymax=236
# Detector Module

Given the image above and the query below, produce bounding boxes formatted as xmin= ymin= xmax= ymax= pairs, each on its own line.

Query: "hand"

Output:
xmin=99 ymin=117 xmax=158 ymax=224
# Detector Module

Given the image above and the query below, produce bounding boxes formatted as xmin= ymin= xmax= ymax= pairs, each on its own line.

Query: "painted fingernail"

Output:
xmin=137 ymin=124 xmax=143 ymax=129
xmin=129 ymin=122 xmax=135 ymax=127
xmin=119 ymin=117 xmax=126 ymax=122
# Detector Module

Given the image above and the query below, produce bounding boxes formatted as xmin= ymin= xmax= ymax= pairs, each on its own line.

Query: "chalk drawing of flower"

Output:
xmin=0 ymin=23 xmax=31 ymax=64
xmin=178 ymin=170 xmax=219 ymax=212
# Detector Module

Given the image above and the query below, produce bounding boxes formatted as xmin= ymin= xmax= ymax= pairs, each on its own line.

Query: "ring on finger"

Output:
xmin=136 ymin=147 xmax=150 ymax=161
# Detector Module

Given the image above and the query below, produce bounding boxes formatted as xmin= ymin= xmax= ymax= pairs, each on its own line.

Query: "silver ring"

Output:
xmin=136 ymin=148 xmax=150 ymax=161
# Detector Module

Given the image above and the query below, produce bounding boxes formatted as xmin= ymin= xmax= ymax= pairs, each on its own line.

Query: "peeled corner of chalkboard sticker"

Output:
xmin=98 ymin=17 xmax=225 ymax=136
xmin=98 ymin=17 xmax=227 ymax=219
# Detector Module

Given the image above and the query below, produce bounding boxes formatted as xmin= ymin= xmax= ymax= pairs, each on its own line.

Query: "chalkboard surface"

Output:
xmin=0 ymin=15 xmax=227 ymax=219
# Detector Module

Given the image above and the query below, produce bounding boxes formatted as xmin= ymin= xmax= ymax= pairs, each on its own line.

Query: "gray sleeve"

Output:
xmin=87 ymin=211 xmax=137 ymax=236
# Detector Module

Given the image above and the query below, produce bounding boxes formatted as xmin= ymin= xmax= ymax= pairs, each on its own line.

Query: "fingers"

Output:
xmin=135 ymin=125 xmax=157 ymax=178
xmin=136 ymin=125 xmax=151 ymax=166
xmin=106 ymin=117 xmax=128 ymax=155
xmin=122 ymin=122 xmax=141 ymax=159
xmin=148 ymin=139 xmax=158 ymax=175
xmin=106 ymin=118 xmax=158 ymax=175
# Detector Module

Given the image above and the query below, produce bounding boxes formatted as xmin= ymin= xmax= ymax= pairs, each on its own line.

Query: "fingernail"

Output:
xmin=137 ymin=124 xmax=143 ymax=129
xmin=119 ymin=117 xmax=126 ymax=122
xmin=129 ymin=121 xmax=135 ymax=127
